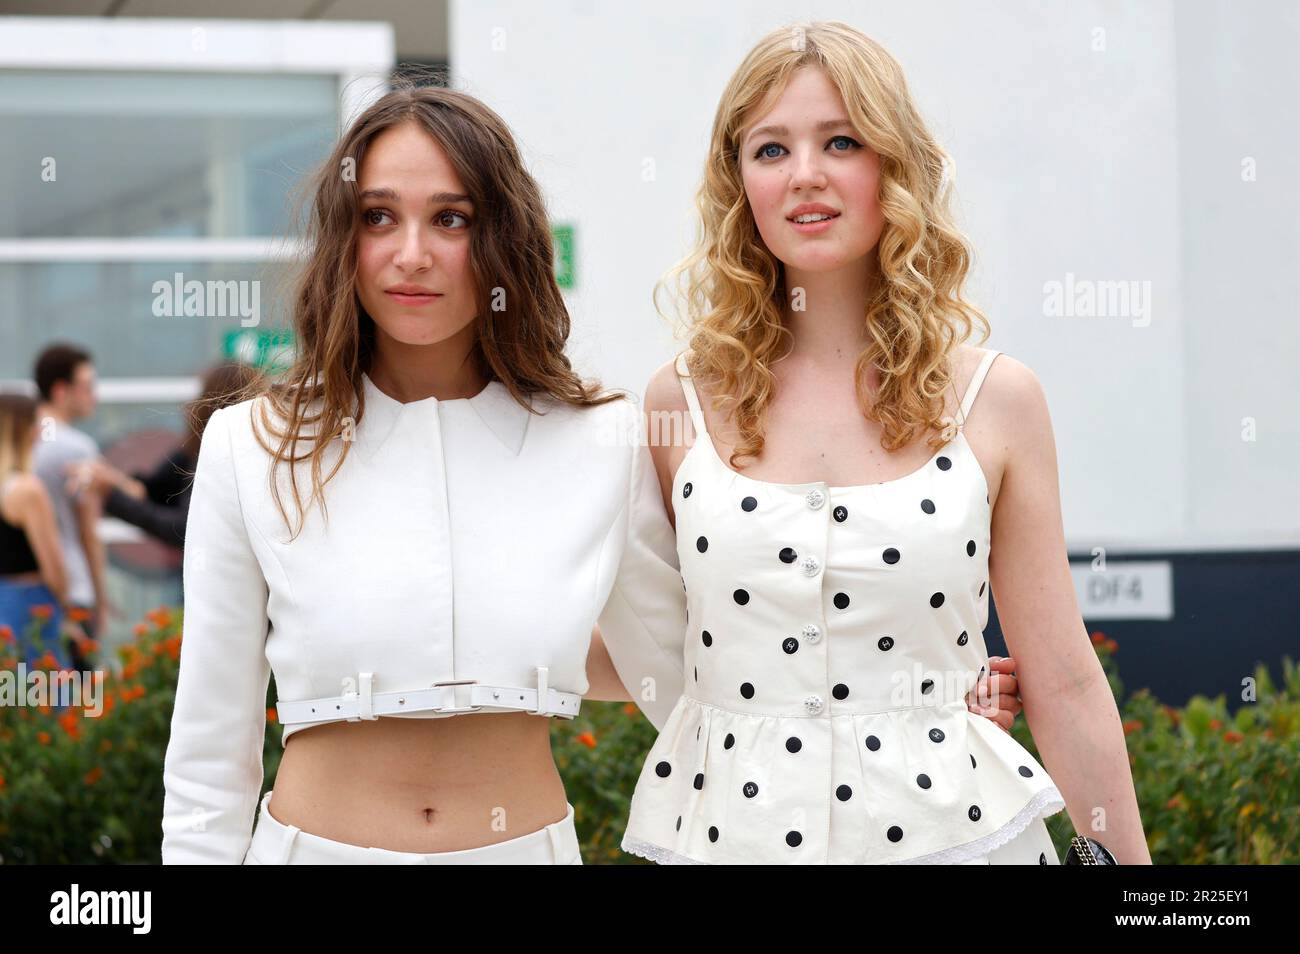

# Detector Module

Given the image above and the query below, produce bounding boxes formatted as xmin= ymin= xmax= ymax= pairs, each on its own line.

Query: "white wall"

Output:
xmin=449 ymin=0 xmax=1300 ymax=552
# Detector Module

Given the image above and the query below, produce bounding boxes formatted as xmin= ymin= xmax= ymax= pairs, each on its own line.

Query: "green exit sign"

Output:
xmin=223 ymin=328 xmax=295 ymax=371
xmin=553 ymin=223 xmax=575 ymax=289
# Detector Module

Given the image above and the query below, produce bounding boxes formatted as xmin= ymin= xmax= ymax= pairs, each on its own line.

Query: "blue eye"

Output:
xmin=754 ymin=142 xmax=785 ymax=161
xmin=829 ymin=135 xmax=862 ymax=152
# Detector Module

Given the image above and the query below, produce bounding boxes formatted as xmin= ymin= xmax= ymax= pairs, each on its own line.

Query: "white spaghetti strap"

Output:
xmin=958 ymin=349 xmax=1002 ymax=427
xmin=673 ymin=351 xmax=711 ymax=443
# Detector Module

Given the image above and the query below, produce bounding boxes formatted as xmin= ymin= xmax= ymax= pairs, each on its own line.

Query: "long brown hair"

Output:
xmin=182 ymin=362 xmax=267 ymax=460
xmin=658 ymin=21 xmax=991 ymax=468
xmin=0 ymin=393 xmax=37 ymax=480
xmin=228 ymin=74 xmax=621 ymax=539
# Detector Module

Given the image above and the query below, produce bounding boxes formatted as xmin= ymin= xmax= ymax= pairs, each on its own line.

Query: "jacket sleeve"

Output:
xmin=596 ymin=400 xmax=688 ymax=732
xmin=160 ymin=405 xmax=271 ymax=864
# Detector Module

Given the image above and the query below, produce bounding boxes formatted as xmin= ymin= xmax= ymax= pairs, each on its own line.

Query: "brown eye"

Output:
xmin=438 ymin=210 xmax=470 ymax=229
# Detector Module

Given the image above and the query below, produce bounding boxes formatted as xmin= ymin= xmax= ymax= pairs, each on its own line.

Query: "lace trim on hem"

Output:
xmin=620 ymin=785 xmax=1066 ymax=865
xmin=893 ymin=784 xmax=1066 ymax=865
xmin=620 ymin=837 xmax=707 ymax=865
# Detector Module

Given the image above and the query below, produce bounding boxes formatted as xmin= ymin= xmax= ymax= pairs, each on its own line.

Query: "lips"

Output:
xmin=786 ymin=203 xmax=840 ymax=222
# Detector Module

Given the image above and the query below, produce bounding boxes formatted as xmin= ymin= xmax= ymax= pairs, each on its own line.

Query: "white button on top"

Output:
xmin=801 ymin=623 xmax=821 ymax=643
xmin=804 ymin=695 xmax=824 ymax=715
xmin=806 ymin=489 xmax=826 ymax=510
xmin=800 ymin=555 xmax=822 ymax=577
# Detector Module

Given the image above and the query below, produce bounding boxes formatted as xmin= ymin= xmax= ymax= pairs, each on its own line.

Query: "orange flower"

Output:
xmin=37 ymin=702 xmax=52 ymax=715
xmin=1122 ymin=719 xmax=1144 ymax=736
xmin=1090 ymin=631 xmax=1106 ymax=645
xmin=266 ymin=708 xmax=277 ymax=723
xmin=1105 ymin=639 xmax=1119 ymax=653
xmin=122 ymin=662 xmax=138 ymax=680
xmin=1209 ymin=718 xmax=1222 ymax=731
xmin=0 ymin=773 xmax=5 ymax=790
xmin=133 ymin=623 xmax=149 ymax=636
xmin=147 ymin=607 xmax=173 ymax=628
xmin=1223 ymin=730 xmax=1244 ymax=744
xmin=83 ymin=766 xmax=103 ymax=786
xmin=36 ymin=731 xmax=51 ymax=745
xmin=58 ymin=711 xmax=81 ymax=739
xmin=576 ymin=732 xmax=597 ymax=748
xmin=0 ymin=624 xmax=12 ymax=644
xmin=37 ymin=651 xmax=60 ymax=670
xmin=622 ymin=702 xmax=637 ymax=716
xmin=1165 ymin=794 xmax=1184 ymax=810
xmin=1263 ymin=728 xmax=1274 ymax=739
xmin=29 ymin=604 xmax=53 ymax=621
xmin=67 ymin=607 xmax=92 ymax=623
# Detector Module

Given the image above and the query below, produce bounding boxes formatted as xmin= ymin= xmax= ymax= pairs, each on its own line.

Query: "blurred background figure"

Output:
xmin=0 ymin=392 xmax=86 ymax=670
xmin=67 ymin=362 xmax=266 ymax=550
xmin=30 ymin=343 xmax=104 ymax=670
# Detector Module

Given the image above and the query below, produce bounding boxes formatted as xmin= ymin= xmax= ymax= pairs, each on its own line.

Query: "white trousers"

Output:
xmin=243 ymin=789 xmax=583 ymax=865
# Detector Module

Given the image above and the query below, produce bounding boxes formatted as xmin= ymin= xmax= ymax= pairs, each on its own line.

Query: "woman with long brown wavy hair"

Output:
xmin=158 ymin=78 xmax=697 ymax=864
xmin=616 ymin=21 xmax=1150 ymax=864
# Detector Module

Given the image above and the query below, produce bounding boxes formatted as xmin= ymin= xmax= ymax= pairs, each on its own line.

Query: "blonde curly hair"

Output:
xmin=656 ymin=20 xmax=991 ymax=468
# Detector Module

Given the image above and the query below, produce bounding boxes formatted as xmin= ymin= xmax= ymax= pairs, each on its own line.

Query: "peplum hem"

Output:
xmin=620 ymin=694 xmax=1068 ymax=864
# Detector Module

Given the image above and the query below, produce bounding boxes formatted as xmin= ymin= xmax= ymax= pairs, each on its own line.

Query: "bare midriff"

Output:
xmin=266 ymin=711 xmax=569 ymax=853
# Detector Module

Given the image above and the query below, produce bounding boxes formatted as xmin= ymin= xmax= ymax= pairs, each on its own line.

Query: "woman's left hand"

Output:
xmin=966 ymin=656 xmax=1022 ymax=733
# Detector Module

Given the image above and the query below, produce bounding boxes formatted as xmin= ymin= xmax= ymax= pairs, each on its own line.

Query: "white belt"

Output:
xmin=275 ymin=667 xmax=582 ymax=726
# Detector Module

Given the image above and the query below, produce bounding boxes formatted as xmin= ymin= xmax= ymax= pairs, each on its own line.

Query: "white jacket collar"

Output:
xmin=359 ymin=371 xmax=532 ymax=457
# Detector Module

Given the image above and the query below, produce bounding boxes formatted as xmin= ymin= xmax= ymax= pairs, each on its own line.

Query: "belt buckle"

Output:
xmin=430 ymin=679 xmax=482 ymax=714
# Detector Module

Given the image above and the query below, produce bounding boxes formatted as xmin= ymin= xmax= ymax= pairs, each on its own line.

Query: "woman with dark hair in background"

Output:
xmin=69 ymin=362 xmax=266 ymax=549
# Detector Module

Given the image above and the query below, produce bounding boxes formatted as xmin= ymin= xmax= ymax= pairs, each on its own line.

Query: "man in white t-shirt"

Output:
xmin=31 ymin=343 xmax=106 ymax=670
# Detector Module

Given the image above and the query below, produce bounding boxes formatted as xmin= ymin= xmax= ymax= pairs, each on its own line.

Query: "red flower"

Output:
xmin=576 ymin=732 xmax=597 ymax=748
xmin=0 ymin=624 xmax=13 ymax=644
xmin=1223 ymin=730 xmax=1244 ymax=744
xmin=83 ymin=766 xmax=103 ymax=786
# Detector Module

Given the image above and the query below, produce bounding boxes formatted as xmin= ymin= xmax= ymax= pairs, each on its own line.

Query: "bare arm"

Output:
xmin=988 ymin=358 xmax=1151 ymax=864
xmin=584 ymin=626 xmax=634 ymax=702
xmin=73 ymin=484 xmax=108 ymax=612
xmin=7 ymin=477 xmax=70 ymax=605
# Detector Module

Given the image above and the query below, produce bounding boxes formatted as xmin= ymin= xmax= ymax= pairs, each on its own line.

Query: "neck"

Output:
xmin=37 ymin=403 xmax=71 ymax=426
xmin=781 ymin=251 xmax=880 ymax=361
xmin=367 ymin=323 xmax=488 ymax=403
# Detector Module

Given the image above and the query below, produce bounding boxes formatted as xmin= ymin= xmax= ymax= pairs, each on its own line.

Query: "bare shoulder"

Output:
xmin=969 ymin=348 xmax=1055 ymax=453
xmin=0 ymin=473 xmax=52 ymax=520
xmin=642 ymin=355 xmax=688 ymax=417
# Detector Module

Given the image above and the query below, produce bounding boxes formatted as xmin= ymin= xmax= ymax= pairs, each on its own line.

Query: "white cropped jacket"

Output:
xmin=160 ymin=372 xmax=687 ymax=863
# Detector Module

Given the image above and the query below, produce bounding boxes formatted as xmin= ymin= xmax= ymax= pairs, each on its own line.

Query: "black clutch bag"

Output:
xmin=1063 ymin=835 xmax=1119 ymax=865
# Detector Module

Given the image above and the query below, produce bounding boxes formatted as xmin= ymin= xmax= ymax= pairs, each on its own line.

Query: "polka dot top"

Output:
xmin=619 ymin=348 xmax=1066 ymax=864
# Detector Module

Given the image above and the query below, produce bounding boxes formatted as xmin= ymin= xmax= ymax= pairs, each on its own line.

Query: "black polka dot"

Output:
xmin=832 ymin=683 xmax=849 ymax=700
xmin=655 ymin=761 xmax=672 ymax=777
xmin=786 ymin=736 xmax=802 ymax=753
xmin=957 ymin=631 xmax=968 ymax=646
xmin=833 ymin=592 xmax=850 ymax=610
xmin=968 ymin=805 xmax=982 ymax=822
xmin=966 ymin=539 xmax=976 ymax=556
xmin=696 ymin=725 xmax=701 ymax=741
xmin=1039 ymin=853 xmax=1047 ymax=864
xmin=676 ymin=815 xmax=682 ymax=831
xmin=887 ymin=826 xmax=904 ymax=843
xmin=833 ymin=505 xmax=848 ymax=522
xmin=741 ymin=495 xmax=758 ymax=512
xmin=693 ymin=772 xmax=704 ymax=790
xmin=701 ymin=630 xmax=712 ymax=647
xmin=878 ymin=635 xmax=895 ymax=651
xmin=682 ymin=482 xmax=692 ymax=498
xmin=865 ymin=735 xmax=881 ymax=751
xmin=708 ymin=826 xmax=719 ymax=842
xmin=916 ymin=774 xmax=931 ymax=789
xmin=740 ymin=682 xmax=754 ymax=699
xmin=921 ymin=678 xmax=934 ymax=694
xmin=971 ymin=754 xmax=977 ymax=769
xmin=742 ymin=781 xmax=758 ymax=798
xmin=929 ymin=728 xmax=945 ymax=743
xmin=778 ymin=547 xmax=797 ymax=564
xmin=921 ymin=498 xmax=936 ymax=514
xmin=930 ymin=592 xmax=945 ymax=608
xmin=979 ymin=581 xmax=986 ymax=597
xmin=883 ymin=547 xmax=901 ymax=564
xmin=836 ymin=784 xmax=853 ymax=801
xmin=724 ymin=733 xmax=735 ymax=749
xmin=734 ymin=588 xmax=750 ymax=605
xmin=937 ymin=456 xmax=952 ymax=471
xmin=696 ymin=536 xmax=708 ymax=553
xmin=1018 ymin=765 xmax=1034 ymax=778
xmin=785 ymin=831 xmax=803 ymax=847
xmin=782 ymin=636 xmax=799 ymax=655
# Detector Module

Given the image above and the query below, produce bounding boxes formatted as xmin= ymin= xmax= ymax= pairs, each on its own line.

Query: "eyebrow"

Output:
xmin=744 ymin=118 xmax=856 ymax=145
xmin=359 ymin=188 xmax=473 ymax=204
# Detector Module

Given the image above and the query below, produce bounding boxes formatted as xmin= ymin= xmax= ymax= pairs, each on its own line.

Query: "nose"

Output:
xmin=788 ymin=144 xmax=828 ymax=192
xmin=393 ymin=222 xmax=434 ymax=272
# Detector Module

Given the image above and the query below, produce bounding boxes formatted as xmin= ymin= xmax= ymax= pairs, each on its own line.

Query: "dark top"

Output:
xmin=104 ymin=448 xmax=197 ymax=550
xmin=0 ymin=477 xmax=40 ymax=575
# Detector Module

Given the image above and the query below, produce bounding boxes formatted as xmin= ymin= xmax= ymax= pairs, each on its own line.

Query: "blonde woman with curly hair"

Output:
xmin=608 ymin=21 xmax=1150 ymax=865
